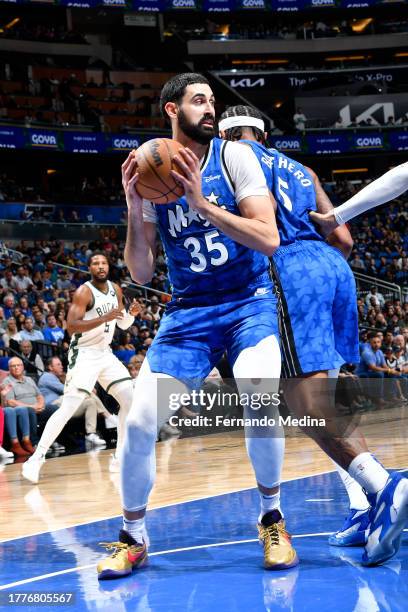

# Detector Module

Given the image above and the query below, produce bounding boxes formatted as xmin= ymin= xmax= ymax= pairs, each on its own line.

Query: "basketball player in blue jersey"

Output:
xmin=219 ymin=105 xmax=408 ymax=567
xmin=97 ymin=74 xmax=298 ymax=579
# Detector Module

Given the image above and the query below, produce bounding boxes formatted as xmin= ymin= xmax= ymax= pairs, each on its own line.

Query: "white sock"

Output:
xmin=259 ymin=490 xmax=282 ymax=520
xmin=348 ymin=453 xmax=389 ymax=495
xmin=333 ymin=462 xmax=369 ymax=510
xmin=123 ymin=517 xmax=145 ymax=543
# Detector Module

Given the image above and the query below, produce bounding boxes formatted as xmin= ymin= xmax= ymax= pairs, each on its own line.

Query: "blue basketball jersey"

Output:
xmin=153 ymin=138 xmax=269 ymax=298
xmin=242 ymin=140 xmax=323 ymax=246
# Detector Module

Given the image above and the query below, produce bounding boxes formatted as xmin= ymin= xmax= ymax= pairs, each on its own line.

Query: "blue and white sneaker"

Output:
xmin=362 ymin=472 xmax=408 ymax=566
xmin=328 ymin=507 xmax=370 ymax=547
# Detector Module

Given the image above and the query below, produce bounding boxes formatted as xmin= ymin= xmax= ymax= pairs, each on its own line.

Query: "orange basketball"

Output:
xmin=135 ymin=138 xmax=186 ymax=204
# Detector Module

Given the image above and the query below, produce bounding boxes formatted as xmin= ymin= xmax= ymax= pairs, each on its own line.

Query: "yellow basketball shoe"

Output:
xmin=97 ymin=529 xmax=148 ymax=580
xmin=257 ymin=510 xmax=299 ymax=570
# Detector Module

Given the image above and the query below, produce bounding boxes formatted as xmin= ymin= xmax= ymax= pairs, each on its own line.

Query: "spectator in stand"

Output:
xmin=375 ymin=313 xmax=388 ymax=332
xmin=384 ymin=347 xmax=406 ymax=401
xmin=293 ymin=107 xmax=307 ymax=130
xmin=2 ymin=318 xmax=22 ymax=348
xmin=146 ymin=295 xmax=162 ymax=322
xmin=10 ymin=266 xmax=33 ymax=294
xmin=20 ymin=317 xmax=45 ymax=342
xmin=382 ymin=331 xmax=395 ymax=353
xmin=0 ymin=269 xmax=16 ymax=290
xmin=43 ymin=314 xmax=64 ymax=344
xmin=365 ymin=286 xmax=385 ymax=309
xmin=1 ymin=357 xmax=42 ymax=449
xmin=18 ymin=340 xmax=45 ymax=377
xmin=19 ymin=296 xmax=33 ymax=319
xmin=56 ymin=270 xmax=72 ymax=291
xmin=350 ymin=253 xmax=366 ymax=271
xmin=0 ymin=383 xmax=33 ymax=457
xmin=3 ymin=294 xmax=15 ymax=319
xmin=357 ymin=333 xmax=400 ymax=405
xmin=32 ymin=309 xmax=46 ymax=331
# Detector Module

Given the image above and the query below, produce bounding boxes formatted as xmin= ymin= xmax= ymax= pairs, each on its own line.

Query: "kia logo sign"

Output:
xmin=230 ymin=78 xmax=265 ymax=88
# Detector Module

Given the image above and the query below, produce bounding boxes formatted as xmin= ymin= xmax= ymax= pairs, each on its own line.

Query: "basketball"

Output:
xmin=135 ymin=138 xmax=186 ymax=204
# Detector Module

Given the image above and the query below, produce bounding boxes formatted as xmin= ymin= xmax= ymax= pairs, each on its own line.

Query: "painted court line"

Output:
xmin=0 ymin=531 xmax=334 ymax=591
xmin=0 ymin=468 xmax=336 ymax=544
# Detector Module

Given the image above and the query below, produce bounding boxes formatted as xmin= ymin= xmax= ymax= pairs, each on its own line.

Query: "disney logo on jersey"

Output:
xmin=168 ymin=193 xmax=225 ymax=238
xmin=204 ymin=174 xmax=221 ymax=183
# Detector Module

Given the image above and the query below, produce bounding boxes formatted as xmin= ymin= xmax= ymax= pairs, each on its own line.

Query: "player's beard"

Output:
xmin=93 ymin=272 xmax=109 ymax=283
xmin=177 ymin=108 xmax=215 ymax=145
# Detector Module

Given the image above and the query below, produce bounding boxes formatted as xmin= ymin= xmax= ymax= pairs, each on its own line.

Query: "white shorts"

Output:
xmin=65 ymin=348 xmax=132 ymax=394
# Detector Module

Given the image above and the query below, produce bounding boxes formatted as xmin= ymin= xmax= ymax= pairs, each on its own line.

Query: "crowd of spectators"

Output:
xmin=187 ymin=16 xmax=408 ymax=41
xmin=0 ymin=237 xmax=171 ymax=459
xmin=174 ymin=16 xmax=408 ymax=42
xmin=0 ymin=172 xmax=125 ymax=206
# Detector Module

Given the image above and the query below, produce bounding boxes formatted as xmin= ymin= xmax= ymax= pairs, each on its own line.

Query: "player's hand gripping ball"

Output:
xmin=135 ymin=138 xmax=187 ymax=204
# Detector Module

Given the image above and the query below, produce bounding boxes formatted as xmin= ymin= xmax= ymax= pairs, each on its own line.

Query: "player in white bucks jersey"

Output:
xmin=22 ymin=252 xmax=141 ymax=484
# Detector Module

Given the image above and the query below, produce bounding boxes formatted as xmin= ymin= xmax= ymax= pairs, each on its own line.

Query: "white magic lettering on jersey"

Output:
xmin=168 ymin=204 xmax=211 ymax=237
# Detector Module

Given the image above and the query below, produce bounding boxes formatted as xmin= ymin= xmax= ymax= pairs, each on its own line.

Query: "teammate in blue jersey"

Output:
xmin=219 ymin=105 xmax=408 ymax=567
xmin=97 ymin=75 xmax=298 ymax=579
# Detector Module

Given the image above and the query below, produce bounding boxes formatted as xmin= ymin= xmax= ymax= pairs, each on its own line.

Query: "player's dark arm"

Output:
xmin=306 ymin=166 xmax=353 ymax=259
xmin=122 ymin=152 xmax=157 ymax=284
xmin=112 ymin=283 xmax=143 ymax=329
xmin=172 ymin=148 xmax=279 ymax=257
xmin=67 ymin=286 xmax=123 ymax=335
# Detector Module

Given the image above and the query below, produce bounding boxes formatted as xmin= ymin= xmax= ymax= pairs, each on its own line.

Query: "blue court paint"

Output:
xmin=0 ymin=471 xmax=407 ymax=611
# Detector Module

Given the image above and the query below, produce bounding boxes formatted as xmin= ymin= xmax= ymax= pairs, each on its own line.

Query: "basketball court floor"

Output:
xmin=0 ymin=406 xmax=407 ymax=611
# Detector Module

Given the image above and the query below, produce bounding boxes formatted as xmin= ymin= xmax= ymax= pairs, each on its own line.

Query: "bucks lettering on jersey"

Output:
xmin=243 ymin=140 xmax=323 ymax=246
xmin=70 ymin=280 xmax=118 ymax=351
xmin=154 ymin=138 xmax=269 ymax=298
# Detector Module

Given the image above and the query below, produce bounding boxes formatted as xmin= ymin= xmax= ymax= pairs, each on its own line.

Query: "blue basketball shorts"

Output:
xmin=271 ymin=240 xmax=359 ymax=376
xmin=146 ymin=272 xmax=279 ymax=388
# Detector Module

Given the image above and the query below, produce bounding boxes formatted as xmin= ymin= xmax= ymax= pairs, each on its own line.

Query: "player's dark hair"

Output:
xmin=87 ymin=251 xmax=110 ymax=267
xmin=220 ymin=105 xmax=267 ymax=145
xmin=160 ymin=73 xmax=210 ymax=122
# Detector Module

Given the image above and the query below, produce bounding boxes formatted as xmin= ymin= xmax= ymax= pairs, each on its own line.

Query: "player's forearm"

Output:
xmin=124 ymin=208 xmax=155 ymax=284
xmin=197 ymin=199 xmax=279 ymax=257
xmin=67 ymin=316 xmax=107 ymax=335
xmin=335 ymin=162 xmax=408 ymax=225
